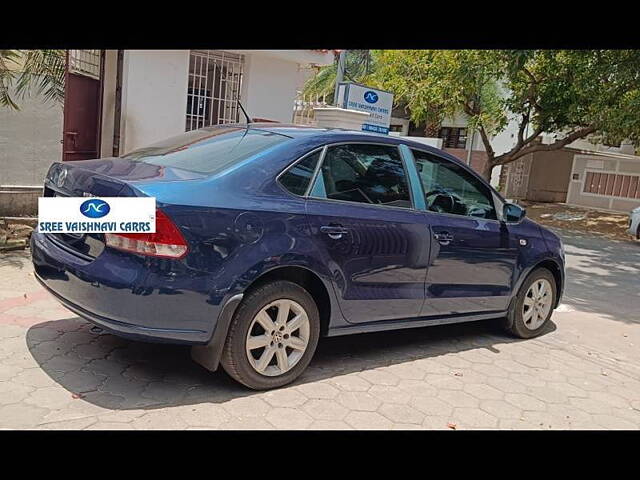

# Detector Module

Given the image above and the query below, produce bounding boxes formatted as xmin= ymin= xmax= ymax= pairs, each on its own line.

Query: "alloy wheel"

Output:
xmin=522 ymin=278 xmax=553 ymax=330
xmin=245 ymin=299 xmax=310 ymax=377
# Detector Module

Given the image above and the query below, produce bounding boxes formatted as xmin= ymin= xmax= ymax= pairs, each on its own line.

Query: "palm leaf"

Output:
xmin=0 ymin=50 xmax=21 ymax=109
xmin=14 ymin=50 xmax=66 ymax=105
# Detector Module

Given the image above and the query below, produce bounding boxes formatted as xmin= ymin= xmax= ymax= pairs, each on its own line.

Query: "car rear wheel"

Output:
xmin=220 ymin=280 xmax=320 ymax=390
xmin=503 ymin=268 xmax=556 ymax=339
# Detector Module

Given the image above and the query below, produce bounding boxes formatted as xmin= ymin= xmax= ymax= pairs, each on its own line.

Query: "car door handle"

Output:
xmin=433 ymin=232 xmax=454 ymax=245
xmin=320 ymin=225 xmax=349 ymax=240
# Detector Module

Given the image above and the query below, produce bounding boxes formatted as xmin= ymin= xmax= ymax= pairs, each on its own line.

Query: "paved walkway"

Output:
xmin=1 ymin=230 xmax=640 ymax=429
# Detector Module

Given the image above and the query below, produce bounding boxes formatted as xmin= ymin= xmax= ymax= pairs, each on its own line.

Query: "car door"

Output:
xmin=305 ymin=142 xmax=431 ymax=324
xmin=410 ymin=148 xmax=518 ymax=317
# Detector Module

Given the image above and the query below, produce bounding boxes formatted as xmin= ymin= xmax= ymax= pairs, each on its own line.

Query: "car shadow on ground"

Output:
xmin=554 ymin=227 xmax=640 ymax=323
xmin=0 ymin=251 xmax=29 ymax=269
xmin=26 ymin=315 xmax=556 ymax=411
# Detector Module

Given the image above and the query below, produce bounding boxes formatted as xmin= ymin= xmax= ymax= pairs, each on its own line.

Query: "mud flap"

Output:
xmin=190 ymin=293 xmax=243 ymax=372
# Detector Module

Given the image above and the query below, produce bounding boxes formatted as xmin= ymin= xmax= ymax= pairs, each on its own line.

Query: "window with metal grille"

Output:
xmin=439 ymin=127 xmax=468 ymax=149
xmin=68 ymin=50 xmax=101 ymax=80
xmin=186 ymin=51 xmax=244 ymax=131
xmin=583 ymin=171 xmax=640 ymax=199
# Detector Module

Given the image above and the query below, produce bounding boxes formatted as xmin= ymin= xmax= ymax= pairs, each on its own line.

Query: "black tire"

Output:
xmin=503 ymin=268 xmax=557 ymax=339
xmin=220 ymin=280 xmax=320 ymax=390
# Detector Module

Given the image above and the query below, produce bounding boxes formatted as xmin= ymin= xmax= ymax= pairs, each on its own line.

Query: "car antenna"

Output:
xmin=237 ymin=99 xmax=252 ymax=124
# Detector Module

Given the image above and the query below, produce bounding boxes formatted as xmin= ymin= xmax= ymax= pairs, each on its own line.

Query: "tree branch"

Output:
xmin=477 ymin=123 xmax=495 ymax=161
xmin=495 ymin=125 xmax=597 ymax=165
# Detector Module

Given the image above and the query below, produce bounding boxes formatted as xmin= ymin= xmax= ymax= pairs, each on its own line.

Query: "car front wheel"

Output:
xmin=503 ymin=268 xmax=556 ymax=339
xmin=220 ymin=280 xmax=320 ymax=390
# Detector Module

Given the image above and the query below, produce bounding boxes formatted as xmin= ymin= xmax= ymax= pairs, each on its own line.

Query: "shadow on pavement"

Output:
xmin=555 ymin=227 xmax=640 ymax=323
xmin=26 ymin=315 xmax=555 ymax=411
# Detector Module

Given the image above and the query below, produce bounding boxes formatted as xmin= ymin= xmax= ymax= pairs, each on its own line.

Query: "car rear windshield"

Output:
xmin=121 ymin=126 xmax=290 ymax=174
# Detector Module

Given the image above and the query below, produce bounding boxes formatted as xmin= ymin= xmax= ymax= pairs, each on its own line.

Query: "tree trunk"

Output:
xmin=480 ymin=161 xmax=494 ymax=182
xmin=425 ymin=121 xmax=440 ymax=138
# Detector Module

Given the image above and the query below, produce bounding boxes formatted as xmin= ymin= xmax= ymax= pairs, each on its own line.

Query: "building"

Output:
xmin=500 ymin=146 xmax=640 ymax=213
xmin=0 ymin=49 xmax=333 ymax=215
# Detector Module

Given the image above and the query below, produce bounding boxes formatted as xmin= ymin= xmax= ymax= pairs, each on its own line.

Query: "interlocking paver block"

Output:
xmin=479 ymin=399 xmax=523 ymax=420
xmin=337 ymin=391 xmax=381 ymax=412
xmin=263 ymin=388 xmax=308 ymax=408
xmin=505 ymin=393 xmax=547 ymax=412
xmin=464 ymin=383 xmax=504 ymax=400
xmin=437 ymin=390 xmax=479 ymax=409
xmin=328 ymin=374 xmax=371 ymax=392
xmin=222 ymin=397 xmax=271 ymax=418
xmin=302 ymin=399 xmax=349 ymax=421
xmin=131 ymin=411 xmax=189 ymax=430
xmin=175 ymin=404 xmax=231 ymax=428
xmin=410 ymin=396 xmax=454 ymax=416
xmin=452 ymin=407 xmax=498 ymax=429
xmin=397 ymin=379 xmax=437 ymax=398
xmin=345 ymin=411 xmax=393 ymax=430
xmin=378 ymin=403 xmax=424 ymax=424
xmin=266 ymin=408 xmax=313 ymax=429
xmin=295 ymin=381 xmax=340 ymax=399
xmin=358 ymin=369 xmax=400 ymax=386
xmin=3 ymin=241 xmax=640 ymax=430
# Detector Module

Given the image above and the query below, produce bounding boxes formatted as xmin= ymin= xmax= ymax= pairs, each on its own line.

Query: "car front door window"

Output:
xmin=412 ymin=149 xmax=496 ymax=220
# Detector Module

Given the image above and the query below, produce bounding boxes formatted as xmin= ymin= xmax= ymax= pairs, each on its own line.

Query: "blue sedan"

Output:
xmin=31 ymin=124 xmax=565 ymax=390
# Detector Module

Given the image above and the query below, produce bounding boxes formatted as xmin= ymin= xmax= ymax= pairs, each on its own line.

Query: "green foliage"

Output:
xmin=368 ymin=50 xmax=640 ymax=173
xmin=302 ymin=50 xmax=375 ymax=103
xmin=0 ymin=50 xmax=65 ymax=110
xmin=0 ymin=50 xmax=21 ymax=109
xmin=370 ymin=50 xmax=508 ymax=135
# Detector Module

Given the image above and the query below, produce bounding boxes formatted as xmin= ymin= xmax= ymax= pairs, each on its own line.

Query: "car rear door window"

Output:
xmin=411 ymin=149 xmax=497 ymax=219
xmin=311 ymin=144 xmax=411 ymax=208
xmin=278 ymin=150 xmax=322 ymax=196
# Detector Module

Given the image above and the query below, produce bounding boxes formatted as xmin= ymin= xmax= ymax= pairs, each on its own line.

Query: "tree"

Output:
xmin=370 ymin=50 xmax=640 ymax=180
xmin=303 ymin=50 xmax=375 ymax=103
xmin=0 ymin=50 xmax=65 ymax=110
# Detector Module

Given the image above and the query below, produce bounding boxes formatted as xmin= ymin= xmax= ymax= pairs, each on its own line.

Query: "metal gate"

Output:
xmin=503 ymin=155 xmax=532 ymax=200
xmin=62 ymin=49 xmax=104 ymax=161
xmin=186 ymin=50 xmax=244 ymax=131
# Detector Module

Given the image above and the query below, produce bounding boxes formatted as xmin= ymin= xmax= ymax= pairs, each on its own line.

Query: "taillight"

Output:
xmin=105 ymin=209 xmax=188 ymax=259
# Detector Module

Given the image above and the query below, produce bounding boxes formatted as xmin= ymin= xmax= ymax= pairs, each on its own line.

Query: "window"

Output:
xmin=279 ymin=150 xmax=322 ymax=196
xmin=412 ymin=149 xmax=497 ymax=220
xmin=311 ymin=144 xmax=411 ymax=208
xmin=186 ymin=51 xmax=244 ymax=131
xmin=122 ymin=126 xmax=289 ymax=175
xmin=439 ymin=127 xmax=468 ymax=149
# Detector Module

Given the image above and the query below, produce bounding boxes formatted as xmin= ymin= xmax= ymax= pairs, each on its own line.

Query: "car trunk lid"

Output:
xmin=42 ymin=158 xmax=207 ymax=259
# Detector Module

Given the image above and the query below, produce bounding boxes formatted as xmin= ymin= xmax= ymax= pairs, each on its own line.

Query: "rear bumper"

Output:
xmin=31 ymin=232 xmax=225 ymax=344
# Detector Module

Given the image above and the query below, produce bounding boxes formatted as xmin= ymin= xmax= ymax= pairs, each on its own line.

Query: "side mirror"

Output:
xmin=503 ymin=202 xmax=526 ymax=223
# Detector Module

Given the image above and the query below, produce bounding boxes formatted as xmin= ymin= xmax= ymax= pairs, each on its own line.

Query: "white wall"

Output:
xmin=0 ymin=82 xmax=62 ymax=186
xmin=100 ymin=50 xmax=118 ymax=157
xmin=240 ymin=53 xmax=300 ymax=123
xmin=120 ymin=50 xmax=190 ymax=154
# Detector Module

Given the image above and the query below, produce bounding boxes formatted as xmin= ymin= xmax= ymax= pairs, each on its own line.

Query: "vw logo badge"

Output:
xmin=80 ymin=199 xmax=111 ymax=219
xmin=364 ymin=91 xmax=379 ymax=104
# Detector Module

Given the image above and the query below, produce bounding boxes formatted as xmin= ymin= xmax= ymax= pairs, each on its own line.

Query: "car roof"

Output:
xmin=246 ymin=123 xmax=456 ymax=159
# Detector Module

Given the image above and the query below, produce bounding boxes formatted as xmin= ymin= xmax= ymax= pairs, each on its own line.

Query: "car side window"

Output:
xmin=311 ymin=144 xmax=412 ymax=208
xmin=278 ymin=150 xmax=322 ymax=196
xmin=412 ymin=149 xmax=497 ymax=220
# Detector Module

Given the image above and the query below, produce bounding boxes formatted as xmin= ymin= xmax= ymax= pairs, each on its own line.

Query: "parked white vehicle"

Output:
xmin=628 ymin=206 xmax=640 ymax=239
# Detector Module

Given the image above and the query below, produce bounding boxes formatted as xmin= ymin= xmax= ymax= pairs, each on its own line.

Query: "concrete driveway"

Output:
xmin=1 ymin=229 xmax=639 ymax=430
